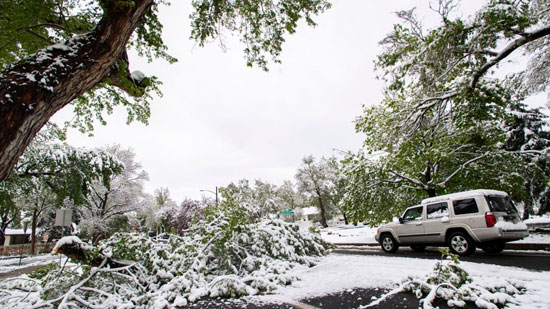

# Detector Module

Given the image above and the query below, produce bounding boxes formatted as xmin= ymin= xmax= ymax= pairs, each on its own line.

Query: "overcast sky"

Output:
xmin=51 ymin=1 xmax=483 ymax=203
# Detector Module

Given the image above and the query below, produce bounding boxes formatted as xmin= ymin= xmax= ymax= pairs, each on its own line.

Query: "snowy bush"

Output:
xmin=365 ymin=249 xmax=526 ymax=309
xmin=0 ymin=198 xmax=331 ymax=308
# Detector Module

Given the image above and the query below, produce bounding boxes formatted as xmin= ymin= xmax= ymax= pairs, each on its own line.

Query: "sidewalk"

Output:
xmin=0 ymin=265 xmax=41 ymax=279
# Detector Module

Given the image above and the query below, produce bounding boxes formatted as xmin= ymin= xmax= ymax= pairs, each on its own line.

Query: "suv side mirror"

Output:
xmin=398 ymin=217 xmax=404 ymax=224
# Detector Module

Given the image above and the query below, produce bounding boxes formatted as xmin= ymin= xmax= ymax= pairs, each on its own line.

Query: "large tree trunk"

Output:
xmin=0 ymin=0 xmax=154 ymax=181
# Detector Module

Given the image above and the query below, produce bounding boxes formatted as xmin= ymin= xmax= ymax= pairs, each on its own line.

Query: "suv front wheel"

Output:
xmin=448 ymin=231 xmax=476 ymax=256
xmin=381 ymin=234 xmax=399 ymax=253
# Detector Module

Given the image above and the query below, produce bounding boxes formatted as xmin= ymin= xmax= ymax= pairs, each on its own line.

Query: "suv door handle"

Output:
xmin=415 ymin=222 xmax=422 ymax=226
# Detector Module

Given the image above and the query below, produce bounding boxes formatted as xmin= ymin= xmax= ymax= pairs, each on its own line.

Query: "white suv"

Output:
xmin=374 ymin=190 xmax=529 ymax=256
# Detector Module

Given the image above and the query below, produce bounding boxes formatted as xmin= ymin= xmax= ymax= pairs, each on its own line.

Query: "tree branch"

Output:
xmin=470 ymin=25 xmax=550 ymax=89
xmin=0 ymin=0 xmax=155 ymax=181
xmin=437 ymin=152 xmax=490 ymax=188
xmin=389 ymin=170 xmax=429 ymax=190
xmin=104 ymin=49 xmax=151 ymax=97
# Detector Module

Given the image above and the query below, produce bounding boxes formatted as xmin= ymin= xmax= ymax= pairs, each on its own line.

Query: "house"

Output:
xmin=2 ymin=228 xmax=31 ymax=246
xmin=300 ymin=206 xmax=319 ymax=221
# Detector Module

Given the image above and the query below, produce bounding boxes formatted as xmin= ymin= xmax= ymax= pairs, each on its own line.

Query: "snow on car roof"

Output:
xmin=422 ymin=189 xmax=507 ymax=204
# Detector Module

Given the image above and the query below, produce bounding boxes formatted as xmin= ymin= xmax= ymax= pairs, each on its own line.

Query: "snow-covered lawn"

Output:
xmin=320 ymin=224 xmax=377 ymax=244
xmin=524 ymin=215 xmax=550 ymax=225
xmin=258 ymin=253 xmax=550 ymax=308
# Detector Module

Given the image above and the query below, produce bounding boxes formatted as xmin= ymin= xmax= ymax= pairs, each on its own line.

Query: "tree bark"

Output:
xmin=31 ymin=207 xmax=38 ymax=255
xmin=54 ymin=243 xmax=131 ymax=268
xmin=341 ymin=210 xmax=349 ymax=225
xmin=316 ymin=190 xmax=328 ymax=228
xmin=0 ymin=0 xmax=154 ymax=181
xmin=426 ymin=188 xmax=436 ymax=198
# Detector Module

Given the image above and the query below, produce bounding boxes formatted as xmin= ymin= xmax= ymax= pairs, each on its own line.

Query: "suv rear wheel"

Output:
xmin=448 ymin=231 xmax=476 ymax=256
xmin=381 ymin=234 xmax=399 ymax=253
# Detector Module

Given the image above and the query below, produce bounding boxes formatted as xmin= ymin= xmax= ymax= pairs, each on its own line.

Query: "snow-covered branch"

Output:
xmin=470 ymin=25 xmax=550 ymax=90
xmin=389 ymin=170 xmax=429 ymax=190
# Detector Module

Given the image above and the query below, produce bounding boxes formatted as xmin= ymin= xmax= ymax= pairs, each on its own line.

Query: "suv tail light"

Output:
xmin=485 ymin=212 xmax=496 ymax=227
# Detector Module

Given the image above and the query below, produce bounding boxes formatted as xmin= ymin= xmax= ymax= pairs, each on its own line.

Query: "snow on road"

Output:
xmin=259 ymin=253 xmax=550 ymax=308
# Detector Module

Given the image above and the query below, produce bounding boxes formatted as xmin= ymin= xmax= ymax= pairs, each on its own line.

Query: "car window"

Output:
xmin=427 ymin=202 xmax=448 ymax=219
xmin=453 ymin=198 xmax=479 ymax=215
xmin=403 ymin=206 xmax=423 ymax=221
xmin=486 ymin=195 xmax=518 ymax=214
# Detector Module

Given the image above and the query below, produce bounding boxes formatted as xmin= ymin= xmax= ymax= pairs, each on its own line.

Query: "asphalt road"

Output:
xmin=334 ymin=246 xmax=550 ymax=271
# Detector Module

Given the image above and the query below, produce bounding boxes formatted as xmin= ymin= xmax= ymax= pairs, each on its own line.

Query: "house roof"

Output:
xmin=3 ymin=228 xmax=32 ymax=236
xmin=302 ymin=206 xmax=319 ymax=215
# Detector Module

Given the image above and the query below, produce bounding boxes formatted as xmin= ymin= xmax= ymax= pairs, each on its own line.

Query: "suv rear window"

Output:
xmin=486 ymin=195 xmax=518 ymax=214
xmin=453 ymin=198 xmax=478 ymax=215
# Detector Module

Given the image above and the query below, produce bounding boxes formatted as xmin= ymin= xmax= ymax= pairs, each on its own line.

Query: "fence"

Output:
xmin=0 ymin=242 xmax=56 ymax=256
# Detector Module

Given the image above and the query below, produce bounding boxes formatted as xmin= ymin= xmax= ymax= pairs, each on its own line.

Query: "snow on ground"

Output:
xmin=321 ymin=224 xmax=377 ymax=244
xmin=257 ymin=253 xmax=550 ymax=308
xmin=513 ymin=233 xmax=550 ymax=244
xmin=260 ymin=254 xmax=429 ymax=301
xmin=524 ymin=215 xmax=550 ymax=225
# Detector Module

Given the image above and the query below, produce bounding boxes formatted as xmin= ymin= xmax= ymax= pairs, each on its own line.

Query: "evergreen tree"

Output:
xmin=504 ymin=102 xmax=550 ymax=217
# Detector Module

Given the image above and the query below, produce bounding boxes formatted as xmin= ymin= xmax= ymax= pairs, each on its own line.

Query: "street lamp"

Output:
xmin=200 ymin=186 xmax=218 ymax=205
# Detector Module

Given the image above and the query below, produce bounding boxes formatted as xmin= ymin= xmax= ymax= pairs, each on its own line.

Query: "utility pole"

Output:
xmin=200 ymin=187 xmax=218 ymax=205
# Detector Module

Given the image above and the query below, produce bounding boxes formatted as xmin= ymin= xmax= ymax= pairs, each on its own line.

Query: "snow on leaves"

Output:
xmin=0 ymin=217 xmax=330 ymax=308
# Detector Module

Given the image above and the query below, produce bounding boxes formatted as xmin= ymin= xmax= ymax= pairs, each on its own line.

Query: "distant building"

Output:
xmin=300 ymin=206 xmax=319 ymax=221
xmin=2 ymin=228 xmax=31 ymax=246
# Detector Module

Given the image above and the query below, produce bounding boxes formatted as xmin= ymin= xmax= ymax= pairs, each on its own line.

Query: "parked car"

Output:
xmin=374 ymin=189 xmax=529 ymax=256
